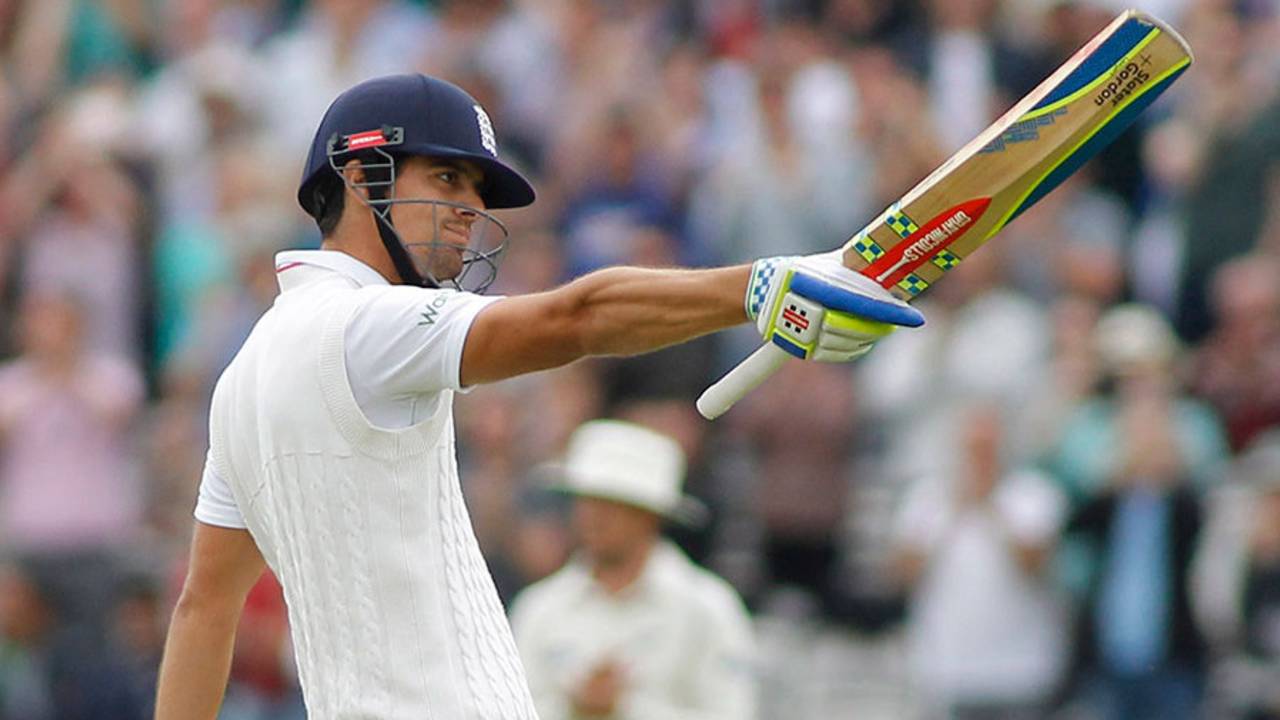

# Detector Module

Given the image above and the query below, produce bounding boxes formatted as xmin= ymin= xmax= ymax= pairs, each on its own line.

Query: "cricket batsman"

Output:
xmin=153 ymin=73 xmax=924 ymax=719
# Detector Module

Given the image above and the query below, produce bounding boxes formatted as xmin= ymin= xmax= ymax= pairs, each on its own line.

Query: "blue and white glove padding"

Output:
xmin=746 ymin=251 xmax=925 ymax=361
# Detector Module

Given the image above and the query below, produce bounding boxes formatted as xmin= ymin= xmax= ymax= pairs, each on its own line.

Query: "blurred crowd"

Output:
xmin=0 ymin=0 xmax=1278 ymax=718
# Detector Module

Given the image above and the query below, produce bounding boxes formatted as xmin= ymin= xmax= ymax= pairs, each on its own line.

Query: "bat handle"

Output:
xmin=696 ymin=343 xmax=791 ymax=420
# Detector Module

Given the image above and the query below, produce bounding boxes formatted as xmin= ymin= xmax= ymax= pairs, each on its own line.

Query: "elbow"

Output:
xmin=548 ymin=274 xmax=611 ymax=358
xmin=169 ymin=590 xmax=212 ymax=626
xmin=572 ymin=266 xmax=651 ymax=356
xmin=170 ymin=583 xmax=246 ymax=629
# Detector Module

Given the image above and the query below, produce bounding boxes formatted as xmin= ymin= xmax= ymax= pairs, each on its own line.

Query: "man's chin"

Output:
xmin=424 ymin=260 xmax=463 ymax=284
xmin=409 ymin=246 xmax=464 ymax=285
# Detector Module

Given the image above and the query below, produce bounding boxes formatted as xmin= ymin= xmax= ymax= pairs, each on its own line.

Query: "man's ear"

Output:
xmin=341 ymin=158 xmax=368 ymax=199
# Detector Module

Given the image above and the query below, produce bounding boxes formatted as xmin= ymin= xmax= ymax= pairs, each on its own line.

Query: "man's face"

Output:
xmin=571 ymin=496 xmax=661 ymax=567
xmin=386 ymin=156 xmax=488 ymax=281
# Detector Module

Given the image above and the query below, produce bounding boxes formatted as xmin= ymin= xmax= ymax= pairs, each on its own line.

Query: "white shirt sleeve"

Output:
xmin=345 ymin=286 xmax=502 ymax=400
xmin=193 ymin=448 xmax=247 ymax=529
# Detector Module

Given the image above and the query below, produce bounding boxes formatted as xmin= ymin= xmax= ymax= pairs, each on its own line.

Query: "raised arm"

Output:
xmin=155 ymin=522 xmax=266 ymax=720
xmin=461 ymin=252 xmax=925 ymax=388
xmin=460 ymin=265 xmax=749 ymax=386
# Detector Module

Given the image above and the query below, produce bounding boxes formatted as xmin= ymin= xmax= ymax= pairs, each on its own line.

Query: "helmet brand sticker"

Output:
xmin=474 ymin=105 xmax=497 ymax=156
xmin=347 ymin=129 xmax=389 ymax=150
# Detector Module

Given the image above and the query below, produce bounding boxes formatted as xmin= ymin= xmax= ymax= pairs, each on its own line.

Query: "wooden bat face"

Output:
xmin=840 ymin=11 xmax=1193 ymax=302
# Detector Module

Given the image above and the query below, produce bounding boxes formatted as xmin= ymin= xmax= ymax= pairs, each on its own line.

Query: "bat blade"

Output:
xmin=697 ymin=10 xmax=1193 ymax=420
xmin=842 ymin=9 xmax=1192 ymax=300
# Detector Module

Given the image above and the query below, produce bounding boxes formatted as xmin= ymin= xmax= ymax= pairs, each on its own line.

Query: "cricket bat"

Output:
xmin=697 ymin=8 xmax=1193 ymax=420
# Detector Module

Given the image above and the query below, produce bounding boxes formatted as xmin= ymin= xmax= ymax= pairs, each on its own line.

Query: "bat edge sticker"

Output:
xmin=994 ymin=56 xmax=1192 ymax=233
xmin=1023 ymin=26 xmax=1162 ymax=122
xmin=1029 ymin=13 xmax=1153 ymax=113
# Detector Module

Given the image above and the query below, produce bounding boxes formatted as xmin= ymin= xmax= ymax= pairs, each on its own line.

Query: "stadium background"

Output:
xmin=0 ymin=0 xmax=1278 ymax=717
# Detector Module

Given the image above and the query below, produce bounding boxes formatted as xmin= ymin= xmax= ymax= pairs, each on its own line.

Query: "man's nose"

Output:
xmin=453 ymin=204 xmax=478 ymax=227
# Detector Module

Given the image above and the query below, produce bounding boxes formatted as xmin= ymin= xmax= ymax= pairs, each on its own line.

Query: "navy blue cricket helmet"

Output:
xmin=297 ymin=73 xmax=535 ymax=216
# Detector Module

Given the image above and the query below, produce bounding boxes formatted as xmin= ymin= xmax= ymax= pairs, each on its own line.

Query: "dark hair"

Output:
xmin=313 ymin=174 xmax=346 ymax=237
xmin=311 ymin=153 xmax=400 ymax=237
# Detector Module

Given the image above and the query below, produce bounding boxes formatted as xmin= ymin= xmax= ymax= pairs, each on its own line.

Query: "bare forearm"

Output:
xmin=570 ymin=265 xmax=749 ymax=356
xmin=154 ymin=600 xmax=241 ymax=720
xmin=461 ymin=264 xmax=750 ymax=385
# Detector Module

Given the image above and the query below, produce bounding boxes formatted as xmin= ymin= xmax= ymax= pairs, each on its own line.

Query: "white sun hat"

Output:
xmin=553 ymin=419 xmax=707 ymax=525
xmin=1094 ymin=302 xmax=1180 ymax=373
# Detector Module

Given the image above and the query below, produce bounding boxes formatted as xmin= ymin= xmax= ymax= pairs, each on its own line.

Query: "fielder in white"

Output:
xmin=154 ymin=74 xmax=924 ymax=720
xmin=511 ymin=420 xmax=756 ymax=720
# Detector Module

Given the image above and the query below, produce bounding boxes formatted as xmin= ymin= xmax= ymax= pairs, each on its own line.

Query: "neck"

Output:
xmin=322 ymin=235 xmax=398 ymax=284
xmin=590 ymin=538 xmax=657 ymax=595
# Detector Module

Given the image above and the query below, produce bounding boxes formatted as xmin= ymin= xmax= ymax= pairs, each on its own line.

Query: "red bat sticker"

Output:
xmin=864 ymin=198 xmax=992 ymax=288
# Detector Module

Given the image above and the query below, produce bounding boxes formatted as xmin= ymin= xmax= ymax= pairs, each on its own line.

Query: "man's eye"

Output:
xmin=438 ymin=171 xmax=458 ymax=184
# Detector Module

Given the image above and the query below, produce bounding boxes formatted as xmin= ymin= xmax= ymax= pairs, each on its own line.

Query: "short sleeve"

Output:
xmin=194 ymin=448 xmax=246 ymax=529
xmin=345 ymin=287 xmax=503 ymax=401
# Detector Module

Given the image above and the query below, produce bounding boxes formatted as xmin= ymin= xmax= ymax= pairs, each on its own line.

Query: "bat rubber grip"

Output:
xmin=696 ymin=343 xmax=791 ymax=420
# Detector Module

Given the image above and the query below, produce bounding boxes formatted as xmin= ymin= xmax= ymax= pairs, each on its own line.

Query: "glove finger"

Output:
xmin=812 ymin=344 xmax=873 ymax=363
xmin=823 ymin=311 xmax=899 ymax=340
xmin=817 ymin=333 xmax=875 ymax=354
xmin=790 ymin=273 xmax=925 ymax=328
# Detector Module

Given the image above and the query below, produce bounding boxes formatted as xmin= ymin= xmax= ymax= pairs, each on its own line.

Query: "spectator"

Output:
xmin=0 ymin=288 xmax=144 ymax=633
xmin=1190 ymin=253 xmax=1280 ymax=452
xmin=1129 ymin=119 xmax=1201 ymax=316
xmin=689 ymin=61 xmax=870 ymax=264
xmin=0 ymin=562 xmax=58 ymax=719
xmin=1210 ymin=432 xmax=1280 ymax=719
xmin=540 ymin=0 xmax=669 ymax=191
xmin=154 ymin=147 xmax=301 ymax=379
xmin=737 ymin=359 xmax=858 ymax=621
xmin=1020 ymin=295 xmax=1105 ymax=460
xmin=0 ymin=561 xmax=133 ymax=720
xmin=894 ymin=0 xmax=1048 ymax=153
xmin=3 ymin=85 xmax=144 ymax=361
xmin=511 ymin=420 xmax=756 ymax=720
xmin=459 ymin=1 xmax=563 ymax=170
xmin=893 ymin=402 xmax=1069 ymax=719
xmin=102 ymin=574 xmax=167 ymax=719
xmin=648 ymin=42 xmax=717 ymax=201
xmin=259 ymin=0 xmax=433 ymax=154
xmin=557 ymin=107 xmax=683 ymax=277
xmin=1062 ymin=372 xmax=1210 ymax=720
xmin=1050 ymin=304 xmax=1228 ymax=500
xmin=1174 ymin=4 xmax=1280 ymax=340
xmin=134 ymin=40 xmax=264 ymax=224
xmin=614 ymin=397 xmax=721 ymax=565
xmin=856 ymin=243 xmax=1050 ymax=472
xmin=416 ymin=0 xmax=507 ymax=78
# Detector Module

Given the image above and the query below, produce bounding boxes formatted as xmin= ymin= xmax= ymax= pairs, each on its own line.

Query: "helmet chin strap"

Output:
xmin=365 ymin=183 xmax=438 ymax=288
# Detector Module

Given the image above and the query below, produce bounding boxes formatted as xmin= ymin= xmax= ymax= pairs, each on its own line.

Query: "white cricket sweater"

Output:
xmin=207 ymin=266 xmax=537 ymax=719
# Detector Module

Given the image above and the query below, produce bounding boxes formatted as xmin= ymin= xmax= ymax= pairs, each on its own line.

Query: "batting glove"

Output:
xmin=746 ymin=251 xmax=925 ymax=361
